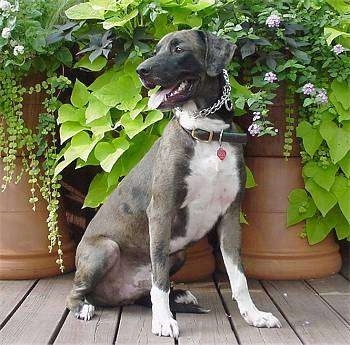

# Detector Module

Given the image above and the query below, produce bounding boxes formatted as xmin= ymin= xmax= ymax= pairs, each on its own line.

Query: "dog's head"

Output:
xmin=137 ymin=30 xmax=236 ymax=110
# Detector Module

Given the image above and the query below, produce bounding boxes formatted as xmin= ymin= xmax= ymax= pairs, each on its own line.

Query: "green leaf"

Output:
xmin=331 ymin=79 xmax=350 ymax=110
xmin=172 ymin=8 xmax=202 ymax=27
xmin=83 ymin=172 xmax=110 ymax=208
xmin=130 ymin=98 xmax=148 ymax=119
xmin=121 ymin=110 xmax=163 ymax=139
xmin=94 ymin=137 xmax=130 ymax=172
xmin=184 ymin=0 xmax=215 ymax=11
xmin=305 ymin=209 xmax=337 ymax=244
xmin=75 ymin=55 xmax=107 ymax=72
xmin=93 ymin=75 xmax=141 ymax=110
xmin=88 ymin=69 xmax=119 ymax=91
xmin=303 ymin=161 xmax=338 ymax=191
xmin=319 ymin=120 xmax=350 ymax=163
xmin=55 ymin=132 xmax=101 ymax=175
xmin=335 ymin=214 xmax=350 ymax=240
xmin=296 ymin=121 xmax=323 ymax=157
xmin=118 ymin=131 xmax=158 ymax=176
xmin=331 ymin=175 xmax=350 ymax=224
xmin=305 ymin=179 xmax=337 ymax=216
xmin=90 ymin=0 xmax=117 ymax=10
xmin=287 ymin=189 xmax=317 ymax=226
xmin=85 ymin=95 xmax=111 ymax=123
xmin=245 ymin=165 xmax=256 ymax=188
xmin=240 ymin=210 xmax=248 ymax=224
xmin=71 ymin=79 xmax=90 ymax=108
xmin=59 ymin=122 xmax=87 ymax=143
xmin=102 ymin=9 xmax=138 ymax=29
xmin=88 ymin=115 xmax=112 ymax=135
xmin=58 ymin=104 xmax=85 ymax=124
xmin=329 ymin=93 xmax=350 ymax=122
xmin=339 ymin=152 xmax=350 ymax=177
xmin=324 ymin=27 xmax=350 ymax=45
xmin=65 ymin=3 xmax=105 ymax=20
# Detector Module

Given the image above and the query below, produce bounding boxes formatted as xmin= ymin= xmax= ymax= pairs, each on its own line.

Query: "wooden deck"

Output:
xmin=0 ymin=273 xmax=349 ymax=345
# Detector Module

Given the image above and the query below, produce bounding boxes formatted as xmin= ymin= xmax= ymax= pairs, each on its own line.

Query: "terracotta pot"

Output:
xmin=236 ymin=85 xmax=300 ymax=157
xmin=0 ymin=160 xmax=76 ymax=279
xmin=241 ymin=157 xmax=341 ymax=279
xmin=171 ymin=237 xmax=215 ymax=282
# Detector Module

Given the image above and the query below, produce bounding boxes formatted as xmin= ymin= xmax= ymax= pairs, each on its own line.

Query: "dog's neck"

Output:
xmin=174 ymin=74 xmax=232 ymax=132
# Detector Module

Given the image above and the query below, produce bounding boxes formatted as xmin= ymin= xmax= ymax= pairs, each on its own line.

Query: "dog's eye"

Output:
xmin=174 ymin=46 xmax=183 ymax=53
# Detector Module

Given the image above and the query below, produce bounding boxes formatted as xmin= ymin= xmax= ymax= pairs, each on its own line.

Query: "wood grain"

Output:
xmin=219 ymin=279 xmax=302 ymax=345
xmin=307 ymin=274 xmax=350 ymax=324
xmin=55 ymin=307 xmax=121 ymax=344
xmin=115 ymin=304 xmax=175 ymax=344
xmin=0 ymin=280 xmax=36 ymax=327
xmin=0 ymin=273 xmax=72 ymax=344
xmin=176 ymin=283 xmax=238 ymax=345
xmin=262 ymin=280 xmax=350 ymax=345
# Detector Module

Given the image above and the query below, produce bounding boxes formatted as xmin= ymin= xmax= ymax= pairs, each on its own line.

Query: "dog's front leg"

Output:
xmin=147 ymin=197 xmax=179 ymax=338
xmin=218 ymin=204 xmax=282 ymax=328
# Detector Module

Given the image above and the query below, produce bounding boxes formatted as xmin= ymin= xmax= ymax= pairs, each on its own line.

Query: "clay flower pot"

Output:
xmin=0 ymin=160 xmax=76 ymax=279
xmin=0 ymin=74 xmax=75 ymax=279
xmin=241 ymin=157 xmax=341 ymax=279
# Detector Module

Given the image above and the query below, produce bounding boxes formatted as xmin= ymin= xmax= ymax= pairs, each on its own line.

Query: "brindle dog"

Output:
xmin=66 ymin=29 xmax=282 ymax=338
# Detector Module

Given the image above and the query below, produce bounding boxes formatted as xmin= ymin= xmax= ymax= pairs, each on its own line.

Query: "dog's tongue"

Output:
xmin=148 ymin=87 xmax=173 ymax=109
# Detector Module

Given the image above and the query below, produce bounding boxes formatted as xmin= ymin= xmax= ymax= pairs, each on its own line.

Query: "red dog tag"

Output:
xmin=217 ymin=147 xmax=227 ymax=160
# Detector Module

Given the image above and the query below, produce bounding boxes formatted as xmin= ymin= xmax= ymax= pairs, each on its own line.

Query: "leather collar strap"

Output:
xmin=185 ymin=128 xmax=248 ymax=144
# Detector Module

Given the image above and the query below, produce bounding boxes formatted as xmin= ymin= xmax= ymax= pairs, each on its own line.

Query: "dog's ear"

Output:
xmin=198 ymin=31 xmax=236 ymax=77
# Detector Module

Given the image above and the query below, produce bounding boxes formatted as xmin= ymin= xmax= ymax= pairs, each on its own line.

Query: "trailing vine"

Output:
xmin=283 ymin=84 xmax=296 ymax=159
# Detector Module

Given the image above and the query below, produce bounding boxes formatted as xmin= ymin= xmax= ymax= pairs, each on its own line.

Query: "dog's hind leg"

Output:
xmin=66 ymin=236 xmax=120 ymax=321
xmin=218 ymin=203 xmax=282 ymax=328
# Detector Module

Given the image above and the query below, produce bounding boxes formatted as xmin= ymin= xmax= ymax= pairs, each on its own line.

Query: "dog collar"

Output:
xmin=184 ymin=127 xmax=248 ymax=144
xmin=175 ymin=69 xmax=232 ymax=119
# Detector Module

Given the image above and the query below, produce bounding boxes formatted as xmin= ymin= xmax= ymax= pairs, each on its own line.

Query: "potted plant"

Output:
xmin=0 ymin=0 xmax=78 ymax=279
xmin=219 ymin=0 xmax=348 ymax=279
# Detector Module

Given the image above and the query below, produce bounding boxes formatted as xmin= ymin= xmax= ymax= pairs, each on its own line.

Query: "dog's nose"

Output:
xmin=136 ymin=65 xmax=151 ymax=77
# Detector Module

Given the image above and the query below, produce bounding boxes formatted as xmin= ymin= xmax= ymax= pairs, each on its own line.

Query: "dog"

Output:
xmin=66 ymin=29 xmax=282 ymax=338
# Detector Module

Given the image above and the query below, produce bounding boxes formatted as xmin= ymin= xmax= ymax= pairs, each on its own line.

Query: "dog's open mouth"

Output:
xmin=148 ymin=79 xmax=194 ymax=109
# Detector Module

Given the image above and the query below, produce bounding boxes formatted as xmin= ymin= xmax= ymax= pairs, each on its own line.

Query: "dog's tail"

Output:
xmin=135 ymin=288 xmax=210 ymax=314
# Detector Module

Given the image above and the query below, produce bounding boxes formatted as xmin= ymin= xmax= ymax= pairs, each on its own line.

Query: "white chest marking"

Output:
xmin=170 ymin=140 xmax=240 ymax=253
xmin=174 ymin=101 xmax=230 ymax=132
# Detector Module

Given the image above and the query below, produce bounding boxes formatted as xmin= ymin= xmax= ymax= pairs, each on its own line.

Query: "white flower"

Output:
xmin=332 ymin=44 xmax=345 ymax=56
xmin=266 ymin=13 xmax=281 ymax=28
xmin=13 ymin=44 xmax=24 ymax=56
xmin=1 ymin=27 xmax=11 ymax=39
xmin=0 ymin=0 xmax=11 ymax=11
xmin=264 ymin=71 xmax=278 ymax=83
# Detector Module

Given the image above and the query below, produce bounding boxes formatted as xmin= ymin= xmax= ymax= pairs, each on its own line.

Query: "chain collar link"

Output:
xmin=175 ymin=69 xmax=232 ymax=119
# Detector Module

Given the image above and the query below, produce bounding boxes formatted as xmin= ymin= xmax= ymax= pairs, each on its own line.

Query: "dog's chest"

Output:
xmin=170 ymin=141 xmax=240 ymax=253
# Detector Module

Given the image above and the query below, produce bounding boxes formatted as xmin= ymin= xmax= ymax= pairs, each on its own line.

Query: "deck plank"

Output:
xmin=55 ymin=307 xmax=121 ymax=344
xmin=0 ymin=280 xmax=36 ymax=327
xmin=115 ymin=304 xmax=175 ymax=344
xmin=176 ymin=283 xmax=238 ymax=345
xmin=0 ymin=273 xmax=73 ymax=344
xmin=307 ymin=274 xmax=350 ymax=324
xmin=219 ymin=280 xmax=302 ymax=345
xmin=262 ymin=280 xmax=350 ymax=345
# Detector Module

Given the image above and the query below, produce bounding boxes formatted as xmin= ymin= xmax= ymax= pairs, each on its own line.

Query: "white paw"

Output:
xmin=75 ymin=303 xmax=95 ymax=321
xmin=242 ymin=309 xmax=282 ymax=328
xmin=174 ymin=290 xmax=198 ymax=305
xmin=152 ymin=315 xmax=179 ymax=338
